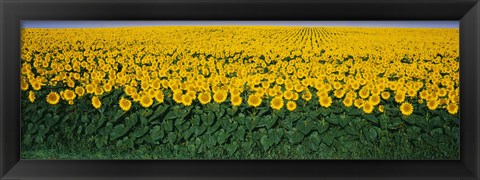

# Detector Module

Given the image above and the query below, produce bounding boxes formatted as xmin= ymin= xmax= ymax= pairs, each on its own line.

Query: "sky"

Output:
xmin=21 ymin=21 xmax=459 ymax=28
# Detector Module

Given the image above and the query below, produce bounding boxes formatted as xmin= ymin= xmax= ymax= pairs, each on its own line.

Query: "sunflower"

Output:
xmin=92 ymin=96 xmax=102 ymax=109
xmin=213 ymin=90 xmax=228 ymax=103
xmin=31 ymin=81 xmax=41 ymax=91
xmin=132 ymin=93 xmax=141 ymax=102
xmin=94 ymin=87 xmax=104 ymax=96
xmin=446 ymin=103 xmax=458 ymax=114
xmin=198 ymin=92 xmax=212 ymax=105
xmin=104 ymin=84 xmax=113 ymax=92
xmin=302 ymin=90 xmax=312 ymax=101
xmin=186 ymin=90 xmax=196 ymax=99
xmin=286 ymin=101 xmax=297 ymax=111
xmin=283 ymin=90 xmax=294 ymax=100
xmin=270 ymin=96 xmax=284 ymax=110
xmin=85 ymin=84 xmax=94 ymax=94
xmin=119 ymin=97 xmax=132 ymax=111
xmin=317 ymin=91 xmax=328 ymax=98
xmin=394 ymin=93 xmax=405 ymax=103
xmin=231 ymin=95 xmax=242 ymax=106
xmin=46 ymin=91 xmax=60 ymax=105
xmin=173 ymin=90 xmax=183 ymax=103
xmin=75 ymin=86 xmax=85 ymax=97
xmin=140 ymin=95 xmax=153 ymax=108
xmin=371 ymin=88 xmax=380 ymax=95
xmin=354 ymin=99 xmax=364 ymax=108
xmin=419 ymin=90 xmax=428 ymax=99
xmin=362 ymin=101 xmax=374 ymax=114
xmin=400 ymin=102 xmax=414 ymax=116
xmin=418 ymin=99 xmax=424 ymax=104
xmin=294 ymin=84 xmax=304 ymax=92
xmin=438 ymin=88 xmax=447 ymax=97
xmin=21 ymin=81 xmax=29 ymax=91
xmin=292 ymin=92 xmax=299 ymax=100
xmin=439 ymin=98 xmax=449 ymax=105
xmin=28 ymin=91 xmax=35 ymax=103
xmin=182 ymin=95 xmax=193 ymax=106
xmin=378 ymin=105 xmax=384 ymax=113
xmin=343 ymin=97 xmax=353 ymax=107
xmin=359 ymin=88 xmax=369 ymax=99
xmin=319 ymin=96 xmax=332 ymax=108
xmin=230 ymin=88 xmax=241 ymax=96
xmin=247 ymin=94 xmax=262 ymax=107
xmin=333 ymin=82 xmax=342 ymax=90
xmin=64 ymin=89 xmax=76 ymax=101
xmin=381 ymin=91 xmax=390 ymax=100
xmin=155 ymin=90 xmax=164 ymax=103
xmin=369 ymin=95 xmax=381 ymax=106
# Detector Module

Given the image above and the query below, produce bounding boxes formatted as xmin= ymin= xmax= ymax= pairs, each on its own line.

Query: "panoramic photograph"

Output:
xmin=20 ymin=21 xmax=459 ymax=160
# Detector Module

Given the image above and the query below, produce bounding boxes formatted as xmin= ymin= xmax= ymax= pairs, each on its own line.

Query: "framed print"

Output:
xmin=1 ymin=0 xmax=479 ymax=179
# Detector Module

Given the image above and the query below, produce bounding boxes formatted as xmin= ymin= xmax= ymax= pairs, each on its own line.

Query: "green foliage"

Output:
xmin=21 ymin=89 xmax=460 ymax=159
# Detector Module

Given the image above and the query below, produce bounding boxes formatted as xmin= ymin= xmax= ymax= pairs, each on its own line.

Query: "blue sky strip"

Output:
xmin=21 ymin=21 xmax=459 ymax=28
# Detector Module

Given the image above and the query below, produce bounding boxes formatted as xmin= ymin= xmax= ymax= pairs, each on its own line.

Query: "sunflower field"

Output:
xmin=20 ymin=26 xmax=460 ymax=159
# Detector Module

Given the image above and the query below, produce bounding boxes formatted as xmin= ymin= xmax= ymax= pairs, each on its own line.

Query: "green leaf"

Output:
xmin=319 ymin=107 xmax=330 ymax=116
xmin=364 ymin=114 xmax=378 ymax=124
xmin=287 ymin=129 xmax=304 ymax=144
xmin=149 ymin=126 xmax=164 ymax=142
xmin=164 ymin=109 xmax=182 ymax=121
xmin=296 ymin=119 xmax=313 ymax=135
xmin=174 ymin=115 xmax=186 ymax=126
xmin=338 ymin=114 xmax=349 ymax=127
xmin=133 ymin=126 xmax=149 ymax=138
xmin=245 ymin=116 xmax=258 ymax=131
xmin=227 ymin=107 xmax=238 ymax=116
xmin=216 ymin=129 xmax=230 ymax=145
xmin=149 ymin=104 xmax=168 ymax=121
xmin=183 ymin=129 xmax=194 ymax=140
xmin=166 ymin=133 xmax=177 ymax=144
xmin=260 ymin=135 xmax=273 ymax=151
xmin=322 ymin=133 xmax=334 ymax=146
xmin=141 ymin=109 xmax=153 ymax=118
xmin=308 ymin=131 xmax=321 ymax=146
xmin=316 ymin=120 xmax=329 ymax=134
xmin=110 ymin=124 xmax=128 ymax=140
xmin=202 ymin=112 xmax=215 ymax=126
xmin=125 ymin=115 xmax=138 ymax=129
xmin=387 ymin=117 xmax=403 ymax=130
xmin=261 ymin=115 xmax=278 ymax=129
xmin=95 ymin=135 xmax=108 ymax=149
xmin=347 ymin=108 xmax=362 ymax=116
xmin=379 ymin=114 xmax=388 ymax=130
xmin=206 ymin=120 xmax=221 ymax=135
xmin=204 ymin=134 xmax=216 ymax=147
xmin=226 ymin=142 xmax=238 ymax=156
xmin=257 ymin=107 xmax=269 ymax=117
xmin=325 ymin=115 xmax=339 ymax=125
xmin=163 ymin=119 xmax=174 ymax=132
xmin=221 ymin=118 xmax=238 ymax=134
xmin=192 ymin=115 xmax=201 ymax=126
xmin=271 ymin=129 xmax=284 ymax=145
xmin=406 ymin=126 xmax=421 ymax=140
xmin=235 ymin=126 xmax=246 ymax=141
xmin=366 ymin=128 xmax=378 ymax=142
xmin=112 ymin=109 xmax=126 ymax=122
xmin=215 ymin=107 xmax=226 ymax=119
xmin=194 ymin=125 xmax=207 ymax=136
xmin=430 ymin=116 xmax=444 ymax=128
xmin=345 ymin=125 xmax=358 ymax=136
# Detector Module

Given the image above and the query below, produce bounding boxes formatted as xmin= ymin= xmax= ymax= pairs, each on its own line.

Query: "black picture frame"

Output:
xmin=1 ymin=0 xmax=479 ymax=179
